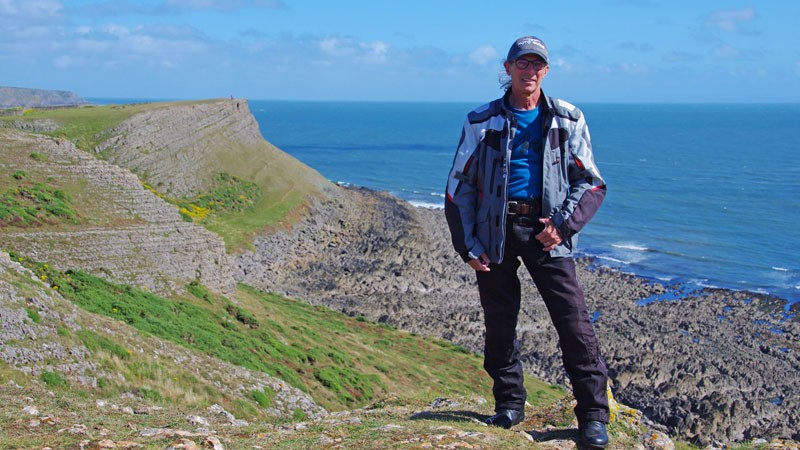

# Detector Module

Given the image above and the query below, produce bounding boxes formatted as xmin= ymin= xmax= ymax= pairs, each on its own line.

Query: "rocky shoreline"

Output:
xmin=236 ymin=186 xmax=799 ymax=445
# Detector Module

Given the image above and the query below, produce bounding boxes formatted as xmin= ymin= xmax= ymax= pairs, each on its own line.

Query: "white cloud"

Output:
xmin=0 ymin=0 xmax=63 ymax=27
xmin=664 ymin=51 xmax=702 ymax=62
xmin=0 ymin=0 xmax=62 ymax=17
xmin=360 ymin=41 xmax=388 ymax=63
xmin=710 ymin=44 xmax=762 ymax=61
xmin=468 ymin=45 xmax=498 ymax=66
xmin=319 ymin=37 xmax=356 ymax=57
xmin=164 ymin=0 xmax=286 ymax=11
xmin=705 ymin=7 xmax=758 ymax=34
xmin=618 ymin=42 xmax=654 ymax=52
xmin=53 ymin=54 xmax=78 ymax=69
xmin=70 ymin=0 xmax=286 ymax=16
xmin=317 ymin=36 xmax=391 ymax=64
xmin=619 ymin=62 xmax=648 ymax=76
xmin=712 ymin=44 xmax=740 ymax=59
xmin=550 ymin=57 xmax=571 ymax=70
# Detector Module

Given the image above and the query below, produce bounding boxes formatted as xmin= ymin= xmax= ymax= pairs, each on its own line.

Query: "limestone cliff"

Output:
xmin=0 ymin=128 xmax=235 ymax=295
xmin=1 ymin=98 xmax=331 ymax=295
xmin=94 ymin=99 xmax=329 ymax=199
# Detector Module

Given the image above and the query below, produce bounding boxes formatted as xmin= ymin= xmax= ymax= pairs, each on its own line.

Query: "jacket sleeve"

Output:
xmin=444 ymin=118 xmax=485 ymax=262
xmin=550 ymin=110 xmax=607 ymax=239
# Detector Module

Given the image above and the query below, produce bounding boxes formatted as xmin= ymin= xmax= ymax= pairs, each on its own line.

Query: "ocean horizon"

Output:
xmin=89 ymin=98 xmax=800 ymax=307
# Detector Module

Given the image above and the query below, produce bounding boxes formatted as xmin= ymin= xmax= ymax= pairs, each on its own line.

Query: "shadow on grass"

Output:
xmin=408 ymin=409 xmax=486 ymax=424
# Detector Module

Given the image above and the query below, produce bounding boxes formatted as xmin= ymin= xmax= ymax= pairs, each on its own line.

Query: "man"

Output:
xmin=444 ymin=36 xmax=610 ymax=448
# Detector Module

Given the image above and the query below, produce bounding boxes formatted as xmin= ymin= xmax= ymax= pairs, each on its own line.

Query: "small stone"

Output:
xmin=186 ymin=415 xmax=208 ymax=427
xmin=59 ymin=423 xmax=89 ymax=435
xmin=165 ymin=438 xmax=199 ymax=450
xmin=377 ymin=424 xmax=407 ymax=432
xmin=202 ymin=436 xmax=225 ymax=450
xmin=642 ymin=431 xmax=675 ymax=450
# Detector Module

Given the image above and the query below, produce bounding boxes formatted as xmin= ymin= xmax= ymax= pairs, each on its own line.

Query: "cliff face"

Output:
xmin=94 ymin=99 xmax=329 ymax=199
xmin=0 ymin=128 xmax=235 ymax=296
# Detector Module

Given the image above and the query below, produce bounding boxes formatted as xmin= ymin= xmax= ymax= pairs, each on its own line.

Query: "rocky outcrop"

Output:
xmin=0 ymin=118 xmax=59 ymax=132
xmin=235 ymin=187 xmax=800 ymax=445
xmin=0 ymin=128 xmax=235 ymax=295
xmin=0 ymin=252 xmax=91 ymax=383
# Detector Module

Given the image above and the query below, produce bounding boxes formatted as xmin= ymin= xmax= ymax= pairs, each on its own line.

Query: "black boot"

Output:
xmin=484 ymin=409 xmax=524 ymax=429
xmin=579 ymin=420 xmax=608 ymax=448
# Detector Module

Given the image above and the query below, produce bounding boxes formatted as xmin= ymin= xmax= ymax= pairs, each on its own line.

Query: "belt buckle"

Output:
xmin=507 ymin=200 xmax=520 ymax=215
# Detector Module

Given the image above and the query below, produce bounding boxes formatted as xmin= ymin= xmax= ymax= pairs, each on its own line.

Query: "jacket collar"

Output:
xmin=501 ymin=88 xmax=552 ymax=116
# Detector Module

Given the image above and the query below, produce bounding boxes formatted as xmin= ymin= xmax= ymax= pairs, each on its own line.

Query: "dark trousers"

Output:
xmin=475 ymin=214 xmax=610 ymax=424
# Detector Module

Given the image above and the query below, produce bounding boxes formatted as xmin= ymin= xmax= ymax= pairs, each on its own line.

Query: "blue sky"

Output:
xmin=2 ymin=0 xmax=798 ymax=103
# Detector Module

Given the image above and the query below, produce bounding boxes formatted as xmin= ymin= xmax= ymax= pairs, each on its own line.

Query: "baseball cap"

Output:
xmin=507 ymin=36 xmax=549 ymax=64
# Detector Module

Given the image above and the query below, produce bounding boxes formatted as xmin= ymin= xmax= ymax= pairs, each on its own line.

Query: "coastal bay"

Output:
xmin=250 ymin=101 xmax=800 ymax=306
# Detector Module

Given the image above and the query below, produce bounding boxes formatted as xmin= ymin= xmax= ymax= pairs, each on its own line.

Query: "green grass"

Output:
xmin=144 ymin=172 xmax=265 ymax=228
xmin=183 ymin=173 xmax=261 ymax=214
xmin=77 ymin=328 xmax=131 ymax=360
xmin=251 ymin=387 xmax=276 ymax=408
xmin=25 ymin=307 xmax=42 ymax=324
xmin=202 ymin=188 xmax=306 ymax=251
xmin=40 ymin=371 xmax=67 ymax=388
xmin=12 ymin=253 xmax=543 ymax=412
xmin=0 ymin=181 xmax=77 ymax=227
xmin=3 ymin=102 xmax=177 ymax=151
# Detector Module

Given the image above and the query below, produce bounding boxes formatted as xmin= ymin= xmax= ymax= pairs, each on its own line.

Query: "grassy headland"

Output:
xmin=1 ymin=252 xmax=577 ymax=449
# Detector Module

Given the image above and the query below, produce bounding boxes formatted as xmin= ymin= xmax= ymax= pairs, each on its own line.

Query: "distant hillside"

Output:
xmin=0 ymin=87 xmax=88 ymax=108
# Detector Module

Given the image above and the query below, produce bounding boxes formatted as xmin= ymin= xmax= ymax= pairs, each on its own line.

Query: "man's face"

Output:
xmin=504 ymin=55 xmax=549 ymax=96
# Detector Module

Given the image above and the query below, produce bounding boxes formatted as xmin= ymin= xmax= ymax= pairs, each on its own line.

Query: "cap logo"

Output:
xmin=518 ymin=38 xmax=542 ymax=48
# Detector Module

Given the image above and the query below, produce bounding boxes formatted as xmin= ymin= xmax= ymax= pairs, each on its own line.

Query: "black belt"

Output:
xmin=507 ymin=200 xmax=540 ymax=216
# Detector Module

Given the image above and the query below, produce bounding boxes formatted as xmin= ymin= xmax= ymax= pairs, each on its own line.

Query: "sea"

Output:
xmin=90 ymin=98 xmax=800 ymax=307
xmin=247 ymin=100 xmax=800 ymax=307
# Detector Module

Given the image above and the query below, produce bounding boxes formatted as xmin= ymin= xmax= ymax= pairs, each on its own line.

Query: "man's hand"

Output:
xmin=468 ymin=253 xmax=491 ymax=272
xmin=536 ymin=218 xmax=563 ymax=252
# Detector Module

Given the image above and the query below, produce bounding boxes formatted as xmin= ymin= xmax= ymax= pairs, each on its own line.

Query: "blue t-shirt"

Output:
xmin=507 ymin=106 xmax=543 ymax=200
